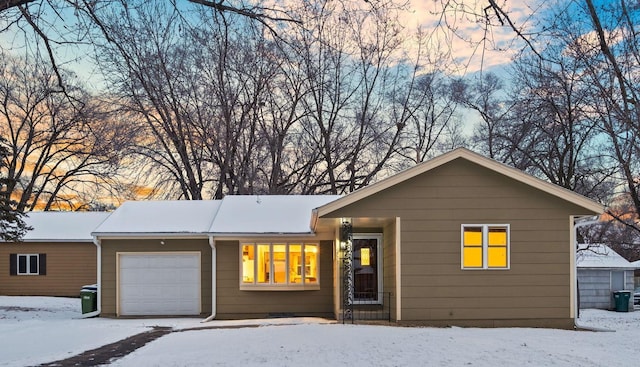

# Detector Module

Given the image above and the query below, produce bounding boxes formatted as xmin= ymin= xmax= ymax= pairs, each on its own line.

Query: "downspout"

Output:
xmin=202 ymin=236 xmax=216 ymax=322
xmin=573 ymin=215 xmax=599 ymax=326
xmin=310 ymin=208 xmax=319 ymax=232
xmin=83 ymin=238 xmax=102 ymax=318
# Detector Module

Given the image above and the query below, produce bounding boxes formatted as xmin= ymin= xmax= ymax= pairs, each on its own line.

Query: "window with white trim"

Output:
xmin=461 ymin=225 xmax=509 ymax=269
xmin=241 ymin=243 xmax=319 ymax=288
xmin=10 ymin=253 xmax=46 ymax=275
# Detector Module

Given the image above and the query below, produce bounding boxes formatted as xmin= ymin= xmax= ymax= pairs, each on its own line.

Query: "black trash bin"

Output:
xmin=80 ymin=284 xmax=97 ymax=314
xmin=613 ymin=290 xmax=631 ymax=312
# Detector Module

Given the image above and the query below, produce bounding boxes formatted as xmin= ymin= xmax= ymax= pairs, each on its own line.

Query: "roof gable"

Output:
xmin=316 ymin=148 xmax=604 ymax=218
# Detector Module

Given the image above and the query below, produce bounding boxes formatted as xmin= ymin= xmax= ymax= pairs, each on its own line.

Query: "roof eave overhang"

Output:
xmin=92 ymin=232 xmax=209 ymax=240
xmin=210 ymin=232 xmax=318 ymax=239
xmin=93 ymin=231 xmax=321 ymax=240
xmin=3 ymin=239 xmax=94 ymax=243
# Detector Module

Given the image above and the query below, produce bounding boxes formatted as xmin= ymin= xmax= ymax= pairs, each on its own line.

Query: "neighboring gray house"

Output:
xmin=633 ymin=260 xmax=640 ymax=288
xmin=577 ymin=244 xmax=636 ymax=310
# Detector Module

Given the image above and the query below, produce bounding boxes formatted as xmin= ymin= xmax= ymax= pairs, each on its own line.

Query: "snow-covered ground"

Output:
xmin=1 ymin=296 xmax=638 ymax=367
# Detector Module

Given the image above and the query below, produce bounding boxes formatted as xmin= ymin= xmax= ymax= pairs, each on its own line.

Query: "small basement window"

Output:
xmin=461 ymin=225 xmax=509 ymax=269
xmin=241 ymin=243 xmax=319 ymax=290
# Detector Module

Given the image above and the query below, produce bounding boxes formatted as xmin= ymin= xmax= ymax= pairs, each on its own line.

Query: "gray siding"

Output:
xmin=578 ymin=269 xmax=635 ymax=310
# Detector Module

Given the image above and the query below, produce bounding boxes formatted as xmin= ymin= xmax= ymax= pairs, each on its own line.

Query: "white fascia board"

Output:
xmin=92 ymin=233 xmax=209 ymax=240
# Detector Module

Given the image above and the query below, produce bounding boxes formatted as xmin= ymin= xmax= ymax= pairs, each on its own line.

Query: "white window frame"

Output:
xmin=239 ymin=242 xmax=320 ymax=291
xmin=17 ymin=254 xmax=40 ymax=275
xmin=461 ymin=224 xmax=510 ymax=270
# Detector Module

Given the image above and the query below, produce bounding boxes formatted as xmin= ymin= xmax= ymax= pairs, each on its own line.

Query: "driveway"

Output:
xmin=38 ymin=327 xmax=173 ymax=367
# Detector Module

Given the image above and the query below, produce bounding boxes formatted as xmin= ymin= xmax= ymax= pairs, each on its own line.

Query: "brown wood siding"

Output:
xmin=0 ymin=242 xmax=96 ymax=296
xmin=322 ymin=158 xmax=597 ymax=327
xmin=99 ymin=238 xmax=211 ymax=317
xmin=215 ymin=240 xmax=334 ymax=319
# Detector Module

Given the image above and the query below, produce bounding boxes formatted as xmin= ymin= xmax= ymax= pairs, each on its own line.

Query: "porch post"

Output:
xmin=341 ymin=218 xmax=353 ymax=321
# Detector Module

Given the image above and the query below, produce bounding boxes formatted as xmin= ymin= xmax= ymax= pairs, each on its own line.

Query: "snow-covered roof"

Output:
xmin=92 ymin=196 xmax=341 ymax=238
xmin=15 ymin=212 xmax=111 ymax=242
xmin=92 ymin=200 xmax=221 ymax=236
xmin=576 ymin=244 xmax=638 ymax=269
xmin=210 ymin=195 xmax=340 ymax=235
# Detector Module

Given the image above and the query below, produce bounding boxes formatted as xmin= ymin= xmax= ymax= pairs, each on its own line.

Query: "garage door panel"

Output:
xmin=181 ymin=268 xmax=200 ymax=280
xmin=118 ymin=253 xmax=201 ymax=316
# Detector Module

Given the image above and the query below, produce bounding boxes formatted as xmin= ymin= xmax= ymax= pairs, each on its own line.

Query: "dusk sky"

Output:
xmin=0 ymin=0 xmax=549 ymax=87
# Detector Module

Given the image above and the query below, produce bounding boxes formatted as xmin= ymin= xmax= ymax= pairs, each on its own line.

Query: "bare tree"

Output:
xmin=92 ymin=2 xmax=292 ymax=199
xmin=581 ymin=0 xmax=640 ymax=231
xmin=451 ymin=72 xmax=512 ymax=160
xmin=394 ymin=71 xmax=462 ymax=165
xmin=0 ymin=0 xmax=300 ymax=93
xmin=0 ymin=53 xmax=129 ymax=211
xmin=0 ymin=135 xmax=30 ymax=241
xmin=91 ymin=2 xmax=213 ymax=199
xmin=499 ymin=53 xmax=615 ymax=201
xmin=192 ymin=13 xmax=279 ymax=198
xmin=283 ymin=0 xmax=415 ymax=194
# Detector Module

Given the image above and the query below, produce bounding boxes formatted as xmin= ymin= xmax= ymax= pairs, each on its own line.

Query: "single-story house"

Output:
xmin=577 ymin=244 xmax=636 ymax=310
xmin=91 ymin=148 xmax=603 ymax=329
xmin=0 ymin=212 xmax=109 ymax=296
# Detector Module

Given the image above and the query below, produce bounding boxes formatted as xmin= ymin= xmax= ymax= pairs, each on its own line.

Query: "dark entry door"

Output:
xmin=353 ymin=235 xmax=381 ymax=303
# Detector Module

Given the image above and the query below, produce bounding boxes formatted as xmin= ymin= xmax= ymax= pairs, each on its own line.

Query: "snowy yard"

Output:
xmin=1 ymin=296 xmax=639 ymax=367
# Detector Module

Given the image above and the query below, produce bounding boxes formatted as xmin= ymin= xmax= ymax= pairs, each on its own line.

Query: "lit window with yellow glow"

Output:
xmin=241 ymin=242 xmax=320 ymax=287
xmin=242 ymin=245 xmax=255 ymax=283
xmin=461 ymin=225 xmax=509 ymax=269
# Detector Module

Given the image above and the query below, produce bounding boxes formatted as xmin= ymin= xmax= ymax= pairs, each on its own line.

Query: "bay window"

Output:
xmin=241 ymin=242 xmax=319 ymax=289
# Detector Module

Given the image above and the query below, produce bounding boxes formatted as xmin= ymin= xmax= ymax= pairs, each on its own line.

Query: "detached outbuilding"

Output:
xmin=577 ymin=244 xmax=637 ymax=310
xmin=0 ymin=212 xmax=109 ymax=296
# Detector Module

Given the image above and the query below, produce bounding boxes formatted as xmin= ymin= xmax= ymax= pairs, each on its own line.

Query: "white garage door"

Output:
xmin=118 ymin=252 xmax=201 ymax=316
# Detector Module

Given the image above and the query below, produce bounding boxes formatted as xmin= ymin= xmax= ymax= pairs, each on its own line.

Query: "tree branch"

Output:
xmin=0 ymin=0 xmax=34 ymax=12
xmin=17 ymin=5 xmax=66 ymax=93
xmin=187 ymin=0 xmax=301 ymax=24
xmin=585 ymin=0 xmax=632 ymax=109
xmin=485 ymin=0 xmax=544 ymax=60
xmin=607 ymin=209 xmax=640 ymax=234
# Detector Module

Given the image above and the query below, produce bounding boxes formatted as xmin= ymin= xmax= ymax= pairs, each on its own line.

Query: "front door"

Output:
xmin=353 ymin=234 xmax=382 ymax=304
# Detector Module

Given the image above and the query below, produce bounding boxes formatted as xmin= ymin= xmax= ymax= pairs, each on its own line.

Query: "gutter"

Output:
xmin=575 ymin=215 xmax=600 ymax=228
xmin=202 ymin=236 xmax=217 ymax=322
xmin=82 ymin=237 xmax=102 ymax=318
xmin=90 ymin=232 xmax=207 ymax=239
